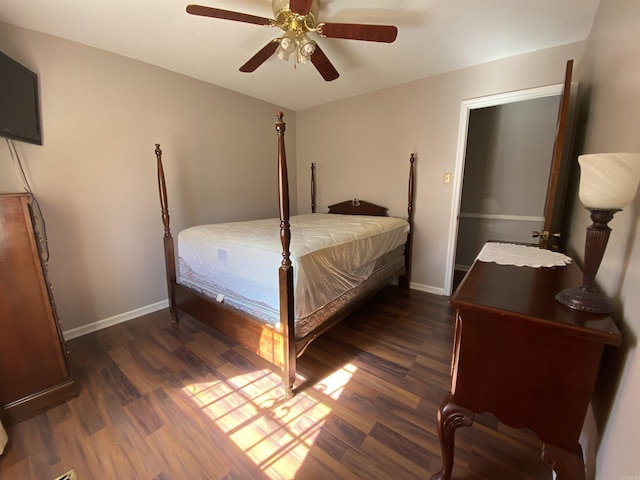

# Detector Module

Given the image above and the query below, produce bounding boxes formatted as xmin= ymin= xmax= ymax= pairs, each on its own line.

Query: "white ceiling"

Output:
xmin=0 ymin=0 xmax=600 ymax=111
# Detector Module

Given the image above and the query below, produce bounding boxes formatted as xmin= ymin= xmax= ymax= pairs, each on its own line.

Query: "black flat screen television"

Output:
xmin=0 ymin=50 xmax=42 ymax=145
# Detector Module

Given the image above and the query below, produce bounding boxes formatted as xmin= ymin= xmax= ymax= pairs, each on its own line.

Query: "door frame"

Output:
xmin=444 ymin=83 xmax=564 ymax=296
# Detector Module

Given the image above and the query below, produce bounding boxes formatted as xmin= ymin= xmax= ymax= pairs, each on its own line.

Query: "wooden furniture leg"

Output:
xmin=430 ymin=394 xmax=475 ymax=480
xmin=542 ymin=443 xmax=586 ymax=480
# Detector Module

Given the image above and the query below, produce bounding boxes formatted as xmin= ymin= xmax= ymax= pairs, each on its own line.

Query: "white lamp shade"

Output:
xmin=578 ymin=153 xmax=640 ymax=209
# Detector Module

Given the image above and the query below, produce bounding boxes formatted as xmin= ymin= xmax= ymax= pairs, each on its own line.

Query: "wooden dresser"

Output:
xmin=0 ymin=193 xmax=76 ymax=425
xmin=431 ymin=248 xmax=621 ymax=480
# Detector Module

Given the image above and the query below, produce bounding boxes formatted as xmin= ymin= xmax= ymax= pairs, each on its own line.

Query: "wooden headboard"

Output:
xmin=310 ymin=162 xmax=396 ymax=217
xmin=327 ymin=199 xmax=388 ymax=216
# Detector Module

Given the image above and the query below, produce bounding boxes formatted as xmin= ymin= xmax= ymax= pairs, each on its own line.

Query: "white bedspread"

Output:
xmin=177 ymin=213 xmax=409 ymax=323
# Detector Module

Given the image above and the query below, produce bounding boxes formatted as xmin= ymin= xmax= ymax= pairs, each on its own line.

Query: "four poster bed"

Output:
xmin=155 ymin=112 xmax=415 ymax=397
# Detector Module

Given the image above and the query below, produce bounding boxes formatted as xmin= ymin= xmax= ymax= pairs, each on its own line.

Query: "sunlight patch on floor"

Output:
xmin=182 ymin=363 xmax=356 ymax=479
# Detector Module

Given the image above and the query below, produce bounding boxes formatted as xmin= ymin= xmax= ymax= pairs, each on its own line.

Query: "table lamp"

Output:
xmin=556 ymin=153 xmax=640 ymax=313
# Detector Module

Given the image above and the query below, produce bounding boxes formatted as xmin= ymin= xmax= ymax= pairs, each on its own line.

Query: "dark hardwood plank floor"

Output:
xmin=0 ymin=286 xmax=552 ymax=479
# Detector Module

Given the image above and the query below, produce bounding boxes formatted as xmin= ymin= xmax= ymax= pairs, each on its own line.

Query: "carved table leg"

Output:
xmin=430 ymin=394 xmax=475 ymax=480
xmin=541 ymin=443 xmax=585 ymax=480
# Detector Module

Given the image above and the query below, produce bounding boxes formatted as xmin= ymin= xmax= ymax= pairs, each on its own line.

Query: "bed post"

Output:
xmin=155 ymin=144 xmax=178 ymax=322
xmin=276 ymin=113 xmax=296 ymax=398
xmin=399 ymin=153 xmax=416 ymax=289
xmin=311 ymin=163 xmax=316 ymax=213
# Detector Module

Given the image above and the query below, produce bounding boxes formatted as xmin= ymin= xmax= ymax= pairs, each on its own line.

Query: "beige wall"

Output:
xmin=296 ymin=41 xmax=585 ymax=293
xmin=567 ymin=0 xmax=640 ymax=477
xmin=0 ymin=23 xmax=295 ymax=332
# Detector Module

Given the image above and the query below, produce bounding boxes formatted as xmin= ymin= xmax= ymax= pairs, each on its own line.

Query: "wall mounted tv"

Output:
xmin=0 ymin=50 xmax=42 ymax=145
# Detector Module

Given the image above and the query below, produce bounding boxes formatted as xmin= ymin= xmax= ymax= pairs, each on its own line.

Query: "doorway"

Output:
xmin=445 ymin=84 xmax=565 ymax=295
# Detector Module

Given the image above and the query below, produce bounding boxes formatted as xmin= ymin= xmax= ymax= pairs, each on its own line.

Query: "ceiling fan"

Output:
xmin=186 ymin=0 xmax=398 ymax=81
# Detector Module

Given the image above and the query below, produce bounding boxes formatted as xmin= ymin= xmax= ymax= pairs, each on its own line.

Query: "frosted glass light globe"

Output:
xmin=578 ymin=153 xmax=640 ymax=209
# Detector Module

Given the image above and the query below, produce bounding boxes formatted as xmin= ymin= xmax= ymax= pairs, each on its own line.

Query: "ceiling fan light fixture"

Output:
xmin=277 ymin=32 xmax=297 ymax=60
xmin=297 ymin=34 xmax=316 ymax=63
xmin=276 ymin=47 xmax=290 ymax=61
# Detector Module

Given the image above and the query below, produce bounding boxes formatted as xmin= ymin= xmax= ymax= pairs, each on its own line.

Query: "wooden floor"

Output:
xmin=0 ymin=286 xmax=553 ymax=479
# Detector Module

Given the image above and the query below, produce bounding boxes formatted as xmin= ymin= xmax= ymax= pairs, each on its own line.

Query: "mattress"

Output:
xmin=177 ymin=213 xmax=409 ymax=337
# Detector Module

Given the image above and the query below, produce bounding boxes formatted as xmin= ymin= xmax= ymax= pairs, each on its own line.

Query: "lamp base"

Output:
xmin=555 ymin=287 xmax=612 ymax=314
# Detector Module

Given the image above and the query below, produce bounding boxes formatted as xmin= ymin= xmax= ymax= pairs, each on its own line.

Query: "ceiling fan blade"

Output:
xmin=289 ymin=0 xmax=314 ymax=16
xmin=239 ymin=41 xmax=280 ymax=72
xmin=186 ymin=4 xmax=272 ymax=26
xmin=318 ymin=23 xmax=398 ymax=43
xmin=311 ymin=45 xmax=339 ymax=82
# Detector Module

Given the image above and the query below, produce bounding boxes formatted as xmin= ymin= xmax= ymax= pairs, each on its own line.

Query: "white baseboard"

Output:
xmin=410 ymin=281 xmax=446 ymax=296
xmin=62 ymin=299 xmax=169 ymax=341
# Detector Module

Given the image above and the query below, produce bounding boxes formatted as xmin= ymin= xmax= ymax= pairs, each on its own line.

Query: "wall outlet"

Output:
xmin=444 ymin=173 xmax=452 ymax=184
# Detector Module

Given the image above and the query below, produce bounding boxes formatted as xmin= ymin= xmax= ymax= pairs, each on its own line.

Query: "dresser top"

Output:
xmin=451 ymin=258 xmax=622 ymax=346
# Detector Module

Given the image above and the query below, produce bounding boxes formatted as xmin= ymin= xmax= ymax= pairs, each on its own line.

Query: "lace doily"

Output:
xmin=477 ymin=242 xmax=571 ymax=268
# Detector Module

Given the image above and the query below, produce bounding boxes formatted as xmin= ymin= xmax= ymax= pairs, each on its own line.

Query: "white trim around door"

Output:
xmin=443 ymin=83 xmax=564 ymax=296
